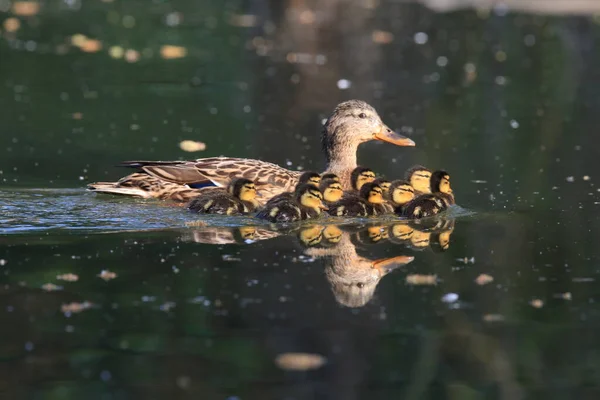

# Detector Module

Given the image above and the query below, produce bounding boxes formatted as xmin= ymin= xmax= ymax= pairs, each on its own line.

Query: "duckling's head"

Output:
xmin=296 ymin=184 xmax=328 ymax=213
xmin=228 ymin=178 xmax=257 ymax=202
xmin=389 ymin=179 xmax=415 ymax=206
xmin=298 ymin=171 xmax=321 ymax=187
xmin=405 ymin=165 xmax=432 ymax=194
xmin=372 ymin=178 xmax=391 ymax=195
xmin=359 ymin=182 xmax=384 ymax=204
xmin=320 ymin=173 xmax=340 ymax=183
xmin=298 ymin=225 xmax=324 ymax=247
xmin=430 ymin=170 xmax=452 ymax=195
xmin=320 ymin=179 xmax=344 ymax=203
xmin=351 ymin=166 xmax=376 ymax=190
xmin=322 ymin=100 xmax=415 ymax=166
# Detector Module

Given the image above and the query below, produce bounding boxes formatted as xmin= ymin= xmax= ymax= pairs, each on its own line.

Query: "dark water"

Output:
xmin=3 ymin=1 xmax=600 ymax=398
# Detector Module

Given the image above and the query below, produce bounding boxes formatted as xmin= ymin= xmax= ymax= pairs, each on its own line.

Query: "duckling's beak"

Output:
xmin=319 ymin=201 xmax=329 ymax=210
xmin=375 ymin=124 xmax=415 ymax=146
xmin=372 ymin=255 xmax=414 ymax=274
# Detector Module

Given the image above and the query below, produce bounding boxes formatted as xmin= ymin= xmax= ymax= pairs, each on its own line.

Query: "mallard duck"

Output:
xmin=87 ymin=100 xmax=415 ymax=204
xmin=388 ymin=179 xmax=415 ymax=213
xmin=188 ymin=178 xmax=257 ymax=215
xmin=262 ymin=171 xmax=321 ymax=207
xmin=256 ymin=184 xmax=327 ymax=223
xmin=320 ymin=178 xmax=344 ymax=205
xmin=401 ymin=170 xmax=454 ymax=219
xmin=320 ymin=172 xmax=340 ymax=183
xmin=327 ymin=181 xmax=385 ymax=217
xmin=350 ymin=166 xmax=376 ymax=191
xmin=405 ymin=165 xmax=432 ymax=196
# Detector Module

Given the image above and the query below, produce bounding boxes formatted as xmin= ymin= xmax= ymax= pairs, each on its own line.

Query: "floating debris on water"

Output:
xmin=61 ymin=301 xmax=92 ymax=314
xmin=530 ymin=299 xmax=544 ymax=308
xmin=475 ymin=274 xmax=494 ymax=285
xmin=441 ymin=293 xmax=459 ymax=303
xmin=572 ymin=277 xmax=595 ymax=283
xmin=222 ymin=255 xmax=241 ymax=262
xmin=57 ymin=273 xmax=79 ymax=282
xmin=371 ymin=30 xmax=394 ymax=44
xmin=42 ymin=283 xmax=63 ymax=292
xmin=554 ymin=292 xmax=572 ymax=300
xmin=179 ymin=140 xmax=206 ymax=152
xmin=3 ymin=18 xmax=20 ymax=33
xmin=229 ymin=14 xmax=259 ymax=27
xmin=405 ymin=274 xmax=437 ymax=285
xmin=566 ymin=176 xmax=575 ymax=182
xmin=160 ymin=45 xmax=187 ymax=59
xmin=185 ymin=220 xmax=208 ymax=227
xmin=471 ymin=180 xmax=487 ymax=184
xmin=483 ymin=314 xmax=505 ymax=322
xmin=275 ymin=353 xmax=327 ymax=371
xmin=12 ymin=1 xmax=40 ymax=16
xmin=97 ymin=270 xmax=117 ymax=281
xmin=583 ymin=175 xmax=591 ymax=181
xmin=457 ymin=257 xmax=475 ymax=264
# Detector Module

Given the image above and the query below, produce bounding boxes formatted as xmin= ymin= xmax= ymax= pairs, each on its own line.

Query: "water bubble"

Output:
xmin=337 ymin=79 xmax=352 ymax=90
xmin=414 ymin=32 xmax=428 ymax=45
xmin=509 ymin=120 xmax=519 ymax=129
xmin=442 ymin=293 xmax=459 ymax=303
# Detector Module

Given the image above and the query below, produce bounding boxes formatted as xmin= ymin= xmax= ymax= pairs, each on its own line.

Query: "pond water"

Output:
xmin=3 ymin=0 xmax=600 ymax=398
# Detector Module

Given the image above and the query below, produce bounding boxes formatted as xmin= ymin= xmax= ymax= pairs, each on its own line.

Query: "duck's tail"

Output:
xmin=87 ymin=182 xmax=154 ymax=198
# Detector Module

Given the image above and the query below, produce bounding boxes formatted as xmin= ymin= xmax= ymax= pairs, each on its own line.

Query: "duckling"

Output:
xmin=263 ymin=171 xmax=321 ymax=207
xmin=320 ymin=172 xmax=340 ymax=183
xmin=256 ymin=184 xmax=328 ymax=223
xmin=320 ymin=178 xmax=344 ymax=206
xmin=188 ymin=178 xmax=257 ymax=215
xmin=405 ymin=165 xmax=432 ymax=196
xmin=401 ymin=170 xmax=454 ymax=219
xmin=328 ymin=182 xmax=385 ymax=217
xmin=373 ymin=178 xmax=393 ymax=212
xmin=388 ymin=180 xmax=415 ymax=213
xmin=350 ymin=166 xmax=376 ymax=191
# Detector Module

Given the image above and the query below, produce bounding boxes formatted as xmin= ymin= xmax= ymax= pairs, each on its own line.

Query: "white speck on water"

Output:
xmin=436 ymin=56 xmax=448 ymax=67
xmin=495 ymin=76 xmax=507 ymax=85
xmin=0 ymin=259 xmax=6 ymax=266
xmin=414 ymin=32 xmax=428 ymax=45
xmin=243 ymin=105 xmax=251 ymax=113
xmin=583 ymin=175 xmax=591 ymax=181
xmin=337 ymin=79 xmax=352 ymax=90
xmin=566 ymin=176 xmax=575 ymax=183
xmin=442 ymin=293 xmax=459 ymax=303
xmin=510 ymin=120 xmax=519 ymax=129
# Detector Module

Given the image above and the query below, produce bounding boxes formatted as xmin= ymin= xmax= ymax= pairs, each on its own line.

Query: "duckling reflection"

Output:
xmin=187 ymin=225 xmax=282 ymax=244
xmin=304 ymin=230 xmax=413 ymax=308
xmin=388 ymin=218 xmax=456 ymax=252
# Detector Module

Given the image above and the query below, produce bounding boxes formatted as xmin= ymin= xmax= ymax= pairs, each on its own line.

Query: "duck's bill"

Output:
xmin=375 ymin=125 xmax=416 ymax=146
xmin=372 ymin=255 xmax=414 ymax=273
xmin=319 ymin=203 xmax=329 ymax=210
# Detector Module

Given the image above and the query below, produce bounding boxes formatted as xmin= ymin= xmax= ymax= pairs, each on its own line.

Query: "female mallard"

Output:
xmin=327 ymin=181 xmax=385 ymax=217
xmin=262 ymin=171 xmax=321 ymax=207
xmin=188 ymin=178 xmax=257 ymax=215
xmin=256 ymin=183 xmax=328 ymax=223
xmin=87 ymin=100 xmax=415 ymax=204
xmin=401 ymin=170 xmax=454 ymax=219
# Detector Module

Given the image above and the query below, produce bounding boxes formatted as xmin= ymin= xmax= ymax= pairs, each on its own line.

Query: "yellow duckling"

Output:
xmin=256 ymin=184 xmax=328 ymax=223
xmin=388 ymin=180 xmax=415 ymax=213
xmin=401 ymin=170 xmax=455 ymax=219
xmin=188 ymin=178 xmax=257 ymax=215
xmin=327 ymin=181 xmax=385 ymax=217
xmin=320 ymin=172 xmax=340 ymax=183
xmin=372 ymin=178 xmax=393 ymax=212
xmin=319 ymin=178 xmax=344 ymax=206
xmin=405 ymin=165 xmax=432 ymax=196
xmin=263 ymin=171 xmax=321 ymax=207
xmin=350 ymin=166 xmax=376 ymax=192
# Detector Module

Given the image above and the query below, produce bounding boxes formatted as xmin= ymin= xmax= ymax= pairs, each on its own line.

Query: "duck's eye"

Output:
xmin=358 ymin=113 xmax=367 ymax=119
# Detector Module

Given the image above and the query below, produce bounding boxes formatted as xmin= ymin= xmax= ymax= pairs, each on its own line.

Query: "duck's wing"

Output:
xmin=120 ymin=157 xmax=302 ymax=194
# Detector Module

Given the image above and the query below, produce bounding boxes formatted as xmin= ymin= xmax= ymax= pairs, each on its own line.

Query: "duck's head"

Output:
xmin=389 ymin=179 xmax=415 ymax=206
xmin=405 ymin=165 xmax=432 ymax=194
xmin=320 ymin=172 xmax=340 ymax=183
xmin=372 ymin=178 xmax=391 ymax=195
xmin=296 ymin=184 xmax=328 ymax=213
xmin=322 ymin=100 xmax=415 ymax=170
xmin=320 ymin=179 xmax=344 ymax=203
xmin=351 ymin=166 xmax=376 ymax=190
xmin=359 ymin=182 xmax=384 ymax=204
xmin=298 ymin=171 xmax=321 ymax=187
xmin=430 ymin=170 xmax=453 ymax=196
xmin=228 ymin=178 xmax=257 ymax=202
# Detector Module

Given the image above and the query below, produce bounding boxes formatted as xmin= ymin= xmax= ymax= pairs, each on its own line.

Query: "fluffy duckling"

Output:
xmin=320 ymin=178 xmax=344 ymax=206
xmin=401 ymin=170 xmax=454 ymax=219
xmin=263 ymin=171 xmax=321 ymax=207
xmin=405 ymin=165 xmax=432 ymax=196
xmin=350 ymin=166 xmax=376 ymax=191
xmin=388 ymin=180 xmax=415 ymax=213
xmin=188 ymin=178 xmax=257 ymax=215
xmin=328 ymin=182 xmax=385 ymax=217
xmin=373 ymin=178 xmax=393 ymax=212
xmin=321 ymin=172 xmax=340 ymax=183
xmin=256 ymin=184 xmax=328 ymax=223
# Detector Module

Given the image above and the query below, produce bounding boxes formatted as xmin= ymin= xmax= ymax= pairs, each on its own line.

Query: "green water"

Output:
xmin=3 ymin=1 xmax=600 ymax=398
